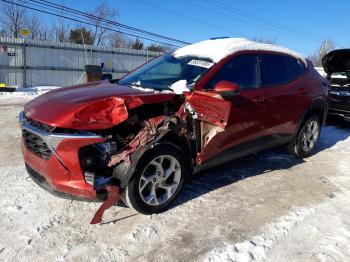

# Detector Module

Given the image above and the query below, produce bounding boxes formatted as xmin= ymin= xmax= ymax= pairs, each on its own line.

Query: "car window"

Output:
xmin=285 ymin=56 xmax=306 ymax=80
xmin=260 ymin=54 xmax=290 ymax=86
xmin=205 ymin=54 xmax=259 ymax=90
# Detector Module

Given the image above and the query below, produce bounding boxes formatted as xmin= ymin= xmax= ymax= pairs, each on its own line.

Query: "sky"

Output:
xmin=49 ymin=0 xmax=349 ymax=56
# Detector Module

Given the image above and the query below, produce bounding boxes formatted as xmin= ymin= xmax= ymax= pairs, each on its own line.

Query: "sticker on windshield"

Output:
xmin=187 ymin=59 xmax=214 ymax=69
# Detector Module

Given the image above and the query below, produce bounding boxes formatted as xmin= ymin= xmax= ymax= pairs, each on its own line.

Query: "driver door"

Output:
xmin=186 ymin=53 xmax=271 ymax=163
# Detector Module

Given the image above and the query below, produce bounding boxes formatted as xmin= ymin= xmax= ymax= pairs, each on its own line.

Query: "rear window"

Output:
xmin=260 ymin=54 xmax=305 ymax=86
xmin=260 ymin=54 xmax=290 ymax=86
xmin=286 ymin=56 xmax=306 ymax=80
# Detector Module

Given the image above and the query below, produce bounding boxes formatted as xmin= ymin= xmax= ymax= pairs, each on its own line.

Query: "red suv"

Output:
xmin=20 ymin=38 xmax=328 ymax=215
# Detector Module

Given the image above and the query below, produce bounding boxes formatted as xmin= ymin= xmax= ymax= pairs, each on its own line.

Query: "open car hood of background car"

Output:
xmin=322 ymin=49 xmax=350 ymax=76
xmin=24 ymin=81 xmax=175 ymax=130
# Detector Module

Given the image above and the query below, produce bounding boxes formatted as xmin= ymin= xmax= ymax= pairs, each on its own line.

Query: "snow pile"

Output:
xmin=173 ymin=38 xmax=306 ymax=64
xmin=0 ymin=86 xmax=61 ymax=102
xmin=17 ymin=86 xmax=62 ymax=92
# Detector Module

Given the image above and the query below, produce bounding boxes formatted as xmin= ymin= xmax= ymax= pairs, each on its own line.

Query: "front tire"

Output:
xmin=123 ymin=144 xmax=187 ymax=215
xmin=288 ymin=115 xmax=321 ymax=158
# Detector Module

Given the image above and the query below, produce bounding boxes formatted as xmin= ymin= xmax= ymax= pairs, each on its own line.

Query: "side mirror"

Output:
xmin=214 ymin=81 xmax=240 ymax=96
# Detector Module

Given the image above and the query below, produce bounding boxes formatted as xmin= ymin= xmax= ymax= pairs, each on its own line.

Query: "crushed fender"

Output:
xmin=73 ymin=97 xmax=129 ymax=130
xmin=90 ymin=185 xmax=120 ymax=224
xmin=108 ymin=115 xmax=166 ymax=167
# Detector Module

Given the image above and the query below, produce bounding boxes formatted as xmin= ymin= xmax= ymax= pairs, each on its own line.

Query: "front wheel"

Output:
xmin=123 ymin=144 xmax=187 ymax=214
xmin=288 ymin=115 xmax=321 ymax=158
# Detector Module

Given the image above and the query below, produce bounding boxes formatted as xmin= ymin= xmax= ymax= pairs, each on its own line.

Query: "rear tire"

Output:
xmin=123 ymin=144 xmax=187 ymax=215
xmin=288 ymin=115 xmax=321 ymax=158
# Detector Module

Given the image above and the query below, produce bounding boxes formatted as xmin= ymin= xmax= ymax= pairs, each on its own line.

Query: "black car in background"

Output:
xmin=323 ymin=49 xmax=350 ymax=121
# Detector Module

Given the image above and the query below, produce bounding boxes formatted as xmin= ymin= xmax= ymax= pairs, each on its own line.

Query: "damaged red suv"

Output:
xmin=20 ymin=38 xmax=328 ymax=215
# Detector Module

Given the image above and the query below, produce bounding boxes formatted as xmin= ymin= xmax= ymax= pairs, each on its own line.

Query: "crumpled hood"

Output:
xmin=322 ymin=49 xmax=350 ymax=75
xmin=24 ymin=81 xmax=175 ymax=130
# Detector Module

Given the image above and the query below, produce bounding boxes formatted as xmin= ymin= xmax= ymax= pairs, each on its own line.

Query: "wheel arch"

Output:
xmin=113 ymin=136 xmax=191 ymax=189
xmin=295 ymin=99 xmax=328 ymax=135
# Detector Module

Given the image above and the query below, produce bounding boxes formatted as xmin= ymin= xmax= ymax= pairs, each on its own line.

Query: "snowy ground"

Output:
xmin=0 ymin=91 xmax=350 ymax=262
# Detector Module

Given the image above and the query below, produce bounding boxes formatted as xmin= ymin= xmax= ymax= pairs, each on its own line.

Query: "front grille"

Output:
xmin=25 ymin=116 xmax=56 ymax=132
xmin=22 ymin=129 xmax=52 ymax=159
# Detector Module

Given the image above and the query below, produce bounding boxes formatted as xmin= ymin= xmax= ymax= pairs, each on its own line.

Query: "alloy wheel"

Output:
xmin=301 ymin=120 xmax=319 ymax=152
xmin=138 ymin=155 xmax=182 ymax=206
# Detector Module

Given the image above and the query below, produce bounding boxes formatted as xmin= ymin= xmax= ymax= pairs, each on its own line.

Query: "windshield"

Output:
xmin=119 ymin=54 xmax=214 ymax=92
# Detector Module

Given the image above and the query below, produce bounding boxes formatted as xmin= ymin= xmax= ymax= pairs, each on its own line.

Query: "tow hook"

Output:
xmin=90 ymin=177 xmax=120 ymax=224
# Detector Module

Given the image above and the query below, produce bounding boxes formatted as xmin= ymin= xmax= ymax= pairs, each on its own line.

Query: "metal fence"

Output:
xmin=0 ymin=37 xmax=162 ymax=88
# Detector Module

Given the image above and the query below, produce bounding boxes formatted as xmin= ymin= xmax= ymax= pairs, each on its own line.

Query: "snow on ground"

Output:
xmin=0 ymin=95 xmax=350 ymax=261
xmin=206 ymin=174 xmax=350 ymax=262
xmin=206 ymin=124 xmax=350 ymax=262
xmin=0 ymin=86 xmax=60 ymax=103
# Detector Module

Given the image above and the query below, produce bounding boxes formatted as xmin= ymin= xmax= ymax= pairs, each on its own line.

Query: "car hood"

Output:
xmin=322 ymin=49 xmax=350 ymax=75
xmin=24 ymin=81 xmax=176 ymax=130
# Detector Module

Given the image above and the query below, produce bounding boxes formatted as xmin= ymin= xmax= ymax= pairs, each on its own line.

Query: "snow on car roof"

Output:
xmin=173 ymin=38 xmax=306 ymax=65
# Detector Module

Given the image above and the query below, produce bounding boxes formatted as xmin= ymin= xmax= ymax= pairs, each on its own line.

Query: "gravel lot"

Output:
xmin=0 ymin=92 xmax=349 ymax=262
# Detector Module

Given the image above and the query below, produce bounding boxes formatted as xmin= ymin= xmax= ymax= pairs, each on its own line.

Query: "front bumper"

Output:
xmin=19 ymin=112 xmax=107 ymax=201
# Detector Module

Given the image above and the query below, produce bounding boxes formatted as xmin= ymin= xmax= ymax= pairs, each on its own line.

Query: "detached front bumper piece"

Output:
xmin=19 ymin=111 xmax=108 ymax=201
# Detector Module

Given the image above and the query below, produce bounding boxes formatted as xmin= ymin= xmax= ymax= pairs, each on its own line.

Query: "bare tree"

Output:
xmin=146 ymin=43 xmax=173 ymax=53
xmin=253 ymin=36 xmax=277 ymax=44
xmin=53 ymin=16 xmax=70 ymax=42
xmin=308 ymin=39 xmax=336 ymax=66
xmin=52 ymin=1 xmax=70 ymax=42
xmin=0 ymin=0 xmax=27 ymax=38
xmin=109 ymin=33 xmax=133 ymax=48
xmin=89 ymin=0 xmax=118 ymax=46
xmin=27 ymin=14 xmax=51 ymax=40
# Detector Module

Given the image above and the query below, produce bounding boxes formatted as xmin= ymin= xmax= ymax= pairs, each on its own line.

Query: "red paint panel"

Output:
xmin=22 ymin=136 xmax=104 ymax=200
xmin=24 ymin=81 xmax=175 ymax=130
xmin=71 ymin=97 xmax=129 ymax=130
xmin=185 ymin=91 xmax=231 ymax=128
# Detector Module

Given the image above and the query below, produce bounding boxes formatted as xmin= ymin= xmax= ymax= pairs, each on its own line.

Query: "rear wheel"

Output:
xmin=123 ymin=144 xmax=186 ymax=214
xmin=288 ymin=115 xmax=321 ymax=158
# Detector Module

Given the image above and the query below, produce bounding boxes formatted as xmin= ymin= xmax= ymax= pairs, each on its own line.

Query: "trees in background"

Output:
xmin=0 ymin=0 xmax=49 ymax=40
xmin=0 ymin=0 xmax=27 ymax=38
xmin=109 ymin=33 xmax=133 ymax=48
xmin=147 ymin=43 xmax=175 ymax=52
xmin=132 ymin=38 xmax=144 ymax=50
xmin=27 ymin=14 xmax=50 ymax=41
xmin=69 ymin=27 xmax=94 ymax=45
xmin=308 ymin=39 xmax=336 ymax=66
xmin=0 ymin=0 xmax=168 ymax=52
xmin=253 ymin=36 xmax=277 ymax=44
xmin=89 ymin=0 xmax=118 ymax=46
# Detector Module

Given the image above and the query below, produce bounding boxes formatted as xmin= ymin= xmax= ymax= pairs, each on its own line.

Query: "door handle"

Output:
xmin=252 ymin=96 xmax=266 ymax=103
xmin=298 ymin=88 xmax=308 ymax=96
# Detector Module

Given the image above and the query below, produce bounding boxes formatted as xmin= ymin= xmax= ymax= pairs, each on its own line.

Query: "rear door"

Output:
xmin=259 ymin=54 xmax=309 ymax=136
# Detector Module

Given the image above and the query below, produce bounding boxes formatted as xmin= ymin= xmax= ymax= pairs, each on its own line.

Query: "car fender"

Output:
xmin=295 ymin=99 xmax=328 ymax=135
xmin=113 ymin=141 xmax=185 ymax=188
